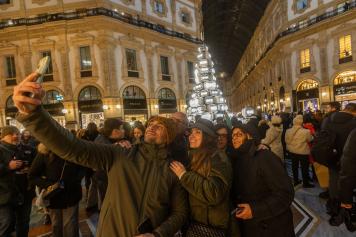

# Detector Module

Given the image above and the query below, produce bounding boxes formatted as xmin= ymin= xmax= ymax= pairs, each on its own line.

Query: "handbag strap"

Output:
xmin=58 ymin=161 xmax=67 ymax=181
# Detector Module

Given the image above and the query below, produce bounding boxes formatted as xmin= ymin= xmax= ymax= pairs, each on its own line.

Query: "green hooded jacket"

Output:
xmin=17 ymin=108 xmax=188 ymax=237
xmin=180 ymin=151 xmax=232 ymax=229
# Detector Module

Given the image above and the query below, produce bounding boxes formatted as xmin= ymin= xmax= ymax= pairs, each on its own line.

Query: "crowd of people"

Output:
xmin=0 ymin=72 xmax=355 ymax=237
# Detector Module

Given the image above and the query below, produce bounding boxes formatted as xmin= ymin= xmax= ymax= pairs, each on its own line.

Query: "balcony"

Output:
xmin=162 ymin=74 xmax=171 ymax=81
xmin=300 ymin=66 xmax=311 ymax=74
xmin=339 ymin=55 xmax=353 ymax=64
xmin=80 ymin=70 xmax=92 ymax=78
xmin=128 ymin=70 xmax=139 ymax=78
xmin=0 ymin=8 xmax=202 ymax=45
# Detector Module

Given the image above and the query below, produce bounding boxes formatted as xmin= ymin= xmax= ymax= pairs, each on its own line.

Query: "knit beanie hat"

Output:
xmin=293 ymin=115 xmax=303 ymax=126
xmin=102 ymin=118 xmax=123 ymax=137
xmin=1 ymin=126 xmax=19 ymax=139
xmin=190 ymin=118 xmax=217 ymax=138
xmin=148 ymin=116 xmax=177 ymax=145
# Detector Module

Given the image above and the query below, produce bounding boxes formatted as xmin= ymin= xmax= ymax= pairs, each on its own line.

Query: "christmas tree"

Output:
xmin=187 ymin=45 xmax=229 ymax=122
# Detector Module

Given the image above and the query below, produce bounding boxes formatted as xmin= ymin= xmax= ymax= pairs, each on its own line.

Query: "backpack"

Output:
xmin=311 ymin=129 xmax=337 ymax=167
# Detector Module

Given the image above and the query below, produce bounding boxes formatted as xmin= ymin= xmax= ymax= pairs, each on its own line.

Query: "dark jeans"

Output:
xmin=290 ymin=153 xmax=310 ymax=184
xmin=14 ymin=194 xmax=33 ymax=237
xmin=0 ymin=205 xmax=14 ymax=237
xmin=328 ymin=167 xmax=340 ymax=200
xmin=49 ymin=204 xmax=79 ymax=237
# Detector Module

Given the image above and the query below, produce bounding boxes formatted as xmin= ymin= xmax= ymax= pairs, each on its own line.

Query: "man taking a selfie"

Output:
xmin=12 ymin=72 xmax=188 ymax=237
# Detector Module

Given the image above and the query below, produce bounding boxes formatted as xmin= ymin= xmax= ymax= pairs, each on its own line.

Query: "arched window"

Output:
xmin=79 ymin=86 xmax=102 ymax=101
xmin=123 ymin=86 xmax=146 ymax=99
xmin=158 ymin=88 xmax=176 ymax=100
xmin=43 ymin=90 xmax=63 ymax=104
xmin=122 ymin=86 xmax=147 ymax=116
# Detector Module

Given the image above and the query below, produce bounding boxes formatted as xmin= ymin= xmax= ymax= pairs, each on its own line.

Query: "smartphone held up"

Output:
xmin=23 ymin=56 xmax=50 ymax=111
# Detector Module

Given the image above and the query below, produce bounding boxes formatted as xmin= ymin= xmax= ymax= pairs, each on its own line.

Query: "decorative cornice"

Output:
xmin=32 ymin=0 xmax=51 ymax=6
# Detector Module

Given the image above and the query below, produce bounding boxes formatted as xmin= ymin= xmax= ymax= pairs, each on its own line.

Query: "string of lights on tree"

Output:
xmin=186 ymin=45 xmax=228 ymax=122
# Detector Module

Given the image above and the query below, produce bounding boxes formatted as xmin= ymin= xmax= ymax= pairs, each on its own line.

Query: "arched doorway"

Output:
xmin=43 ymin=90 xmax=66 ymax=127
xmin=4 ymin=95 xmax=23 ymax=128
xmin=296 ymin=79 xmax=319 ymax=112
xmin=333 ymin=71 xmax=356 ymax=109
xmin=78 ymin=86 xmax=104 ymax=128
xmin=122 ymin=86 xmax=148 ymax=122
xmin=158 ymin=88 xmax=177 ymax=116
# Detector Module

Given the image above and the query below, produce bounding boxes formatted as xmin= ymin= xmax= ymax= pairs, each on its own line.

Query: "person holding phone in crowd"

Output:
xmin=12 ymin=72 xmax=188 ymax=237
xmin=229 ymin=123 xmax=295 ymax=237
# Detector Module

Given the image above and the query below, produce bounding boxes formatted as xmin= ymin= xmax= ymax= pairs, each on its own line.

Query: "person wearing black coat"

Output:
xmin=28 ymin=143 xmax=85 ymax=237
xmin=0 ymin=126 xmax=36 ymax=237
xmin=86 ymin=118 xmax=125 ymax=211
xmin=322 ymin=103 xmax=356 ymax=218
xmin=332 ymin=128 xmax=356 ymax=232
xmin=230 ymin=123 xmax=295 ymax=237
xmin=340 ymin=128 xmax=356 ymax=206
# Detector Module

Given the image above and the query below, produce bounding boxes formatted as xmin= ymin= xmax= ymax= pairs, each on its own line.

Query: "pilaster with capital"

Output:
xmin=318 ymin=34 xmax=329 ymax=86
xmin=19 ymin=48 xmax=32 ymax=77
xmin=175 ymin=52 xmax=184 ymax=99
xmin=144 ymin=44 xmax=155 ymax=98
xmin=97 ymin=36 xmax=118 ymax=97
xmin=57 ymin=43 xmax=73 ymax=100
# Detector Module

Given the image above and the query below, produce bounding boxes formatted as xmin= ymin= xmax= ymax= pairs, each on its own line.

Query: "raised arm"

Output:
xmin=13 ymin=72 xmax=121 ymax=171
xmin=17 ymin=108 xmax=119 ymax=171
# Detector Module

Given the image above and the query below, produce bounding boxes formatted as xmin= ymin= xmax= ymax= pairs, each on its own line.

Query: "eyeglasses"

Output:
xmin=217 ymin=134 xmax=228 ymax=138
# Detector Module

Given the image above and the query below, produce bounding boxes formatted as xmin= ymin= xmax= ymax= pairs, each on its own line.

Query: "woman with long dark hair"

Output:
xmin=170 ymin=118 xmax=232 ymax=237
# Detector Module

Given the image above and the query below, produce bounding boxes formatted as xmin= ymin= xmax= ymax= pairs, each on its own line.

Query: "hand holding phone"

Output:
xmin=23 ymin=56 xmax=50 ymax=111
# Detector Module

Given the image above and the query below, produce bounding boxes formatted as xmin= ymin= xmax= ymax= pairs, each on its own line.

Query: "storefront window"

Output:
xmin=297 ymin=79 xmax=318 ymax=91
xmin=334 ymin=71 xmax=356 ymax=85
xmin=78 ymin=86 xmax=103 ymax=128
xmin=334 ymin=71 xmax=356 ymax=108
xmin=296 ymin=79 xmax=319 ymax=112
xmin=123 ymin=86 xmax=147 ymax=120
xmin=158 ymin=88 xmax=177 ymax=114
